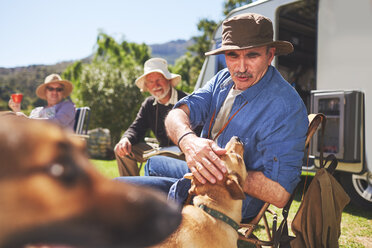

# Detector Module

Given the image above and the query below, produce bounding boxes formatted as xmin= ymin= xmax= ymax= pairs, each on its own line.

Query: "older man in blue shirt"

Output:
xmin=116 ymin=13 xmax=308 ymax=222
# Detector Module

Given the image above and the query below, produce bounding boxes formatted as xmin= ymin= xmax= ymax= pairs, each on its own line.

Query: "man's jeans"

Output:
xmin=114 ymin=156 xmax=191 ymax=204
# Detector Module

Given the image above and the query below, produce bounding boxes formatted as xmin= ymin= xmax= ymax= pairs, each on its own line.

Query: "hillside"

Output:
xmin=0 ymin=62 xmax=75 ymax=110
xmin=150 ymin=39 xmax=194 ymax=64
xmin=0 ymin=39 xmax=191 ymax=111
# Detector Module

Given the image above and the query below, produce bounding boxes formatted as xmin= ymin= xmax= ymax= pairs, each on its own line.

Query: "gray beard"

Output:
xmin=153 ymin=86 xmax=171 ymax=102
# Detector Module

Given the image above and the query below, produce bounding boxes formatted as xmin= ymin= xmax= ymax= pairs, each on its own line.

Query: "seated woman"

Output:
xmin=8 ymin=74 xmax=76 ymax=130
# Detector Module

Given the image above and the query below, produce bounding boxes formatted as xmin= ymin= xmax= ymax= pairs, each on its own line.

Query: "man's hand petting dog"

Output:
xmin=0 ymin=113 xmax=182 ymax=248
xmin=180 ymin=135 xmax=227 ymax=185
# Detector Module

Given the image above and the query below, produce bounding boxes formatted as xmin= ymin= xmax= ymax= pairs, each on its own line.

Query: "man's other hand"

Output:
xmin=114 ymin=137 xmax=132 ymax=157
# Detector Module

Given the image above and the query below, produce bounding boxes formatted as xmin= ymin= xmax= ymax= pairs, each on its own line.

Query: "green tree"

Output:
xmin=63 ymin=33 xmax=150 ymax=144
xmin=171 ymin=52 xmax=195 ymax=92
xmin=182 ymin=19 xmax=217 ymax=88
xmin=77 ymin=61 xmax=143 ymax=145
xmin=94 ymin=33 xmax=150 ymax=66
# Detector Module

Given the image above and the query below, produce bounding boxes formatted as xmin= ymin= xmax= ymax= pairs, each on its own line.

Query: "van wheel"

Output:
xmin=339 ymin=172 xmax=372 ymax=211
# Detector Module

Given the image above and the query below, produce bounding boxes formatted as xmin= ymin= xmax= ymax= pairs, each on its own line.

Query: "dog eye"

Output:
xmin=48 ymin=163 xmax=78 ymax=184
xmin=49 ymin=163 xmax=64 ymax=177
xmin=235 ymin=154 xmax=243 ymax=163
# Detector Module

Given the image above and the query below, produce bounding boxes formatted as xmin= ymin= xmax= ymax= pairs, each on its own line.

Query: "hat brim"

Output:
xmin=205 ymin=40 xmax=294 ymax=56
xmin=36 ymin=80 xmax=73 ymax=100
xmin=135 ymin=70 xmax=181 ymax=92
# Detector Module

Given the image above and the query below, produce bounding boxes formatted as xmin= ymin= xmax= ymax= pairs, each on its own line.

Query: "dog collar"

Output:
xmin=199 ymin=204 xmax=240 ymax=231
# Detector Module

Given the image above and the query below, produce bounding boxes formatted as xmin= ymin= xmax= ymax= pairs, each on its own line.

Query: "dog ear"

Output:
xmin=188 ymin=184 xmax=196 ymax=195
xmin=184 ymin=173 xmax=197 ymax=195
xmin=68 ymin=134 xmax=87 ymax=152
xmin=226 ymin=174 xmax=246 ymax=200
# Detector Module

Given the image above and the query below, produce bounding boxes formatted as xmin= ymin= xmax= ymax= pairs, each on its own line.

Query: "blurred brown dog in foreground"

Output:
xmin=152 ymin=136 xmax=247 ymax=248
xmin=0 ymin=113 xmax=181 ymax=248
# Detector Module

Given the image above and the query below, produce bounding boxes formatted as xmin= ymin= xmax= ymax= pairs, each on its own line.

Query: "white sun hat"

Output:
xmin=135 ymin=58 xmax=181 ymax=91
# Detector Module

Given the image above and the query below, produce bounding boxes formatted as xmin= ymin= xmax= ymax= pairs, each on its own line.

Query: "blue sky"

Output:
xmin=0 ymin=0 xmax=225 ymax=68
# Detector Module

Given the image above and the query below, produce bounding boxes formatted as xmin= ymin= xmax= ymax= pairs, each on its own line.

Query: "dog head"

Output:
xmin=0 ymin=114 xmax=181 ymax=248
xmin=220 ymin=136 xmax=247 ymax=199
xmin=186 ymin=136 xmax=247 ymax=200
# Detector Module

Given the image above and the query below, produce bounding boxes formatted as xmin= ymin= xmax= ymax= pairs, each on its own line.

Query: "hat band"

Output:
xmin=223 ymin=37 xmax=274 ymax=47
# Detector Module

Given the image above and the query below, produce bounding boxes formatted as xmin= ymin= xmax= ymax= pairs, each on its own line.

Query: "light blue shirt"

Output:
xmin=175 ymin=66 xmax=308 ymax=218
xmin=29 ymin=99 xmax=76 ymax=130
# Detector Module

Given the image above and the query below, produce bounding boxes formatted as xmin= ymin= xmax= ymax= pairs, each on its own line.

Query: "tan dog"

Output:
xmin=0 ymin=114 xmax=181 ymax=248
xmin=153 ymin=136 xmax=248 ymax=248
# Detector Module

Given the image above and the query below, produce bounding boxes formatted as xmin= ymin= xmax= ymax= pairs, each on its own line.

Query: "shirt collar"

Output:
xmin=153 ymin=87 xmax=178 ymax=106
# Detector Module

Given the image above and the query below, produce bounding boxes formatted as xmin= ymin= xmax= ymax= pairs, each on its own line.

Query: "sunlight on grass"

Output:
xmin=90 ymin=159 xmax=145 ymax=178
xmin=246 ymin=177 xmax=372 ymax=248
xmin=90 ymin=159 xmax=119 ymax=178
xmin=241 ymin=198 xmax=372 ymax=248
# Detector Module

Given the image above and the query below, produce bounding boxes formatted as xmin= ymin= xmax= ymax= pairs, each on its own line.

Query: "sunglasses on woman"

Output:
xmin=46 ymin=86 xmax=64 ymax=92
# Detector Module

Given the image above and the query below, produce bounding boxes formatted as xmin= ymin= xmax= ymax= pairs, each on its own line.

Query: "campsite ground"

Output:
xmin=91 ymin=159 xmax=372 ymax=248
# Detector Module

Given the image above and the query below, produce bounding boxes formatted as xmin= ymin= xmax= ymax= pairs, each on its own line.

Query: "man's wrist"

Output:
xmin=177 ymin=131 xmax=195 ymax=148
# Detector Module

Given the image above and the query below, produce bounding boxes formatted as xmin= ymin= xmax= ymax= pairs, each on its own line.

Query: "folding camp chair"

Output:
xmin=237 ymin=113 xmax=326 ymax=248
xmin=74 ymin=107 xmax=91 ymax=136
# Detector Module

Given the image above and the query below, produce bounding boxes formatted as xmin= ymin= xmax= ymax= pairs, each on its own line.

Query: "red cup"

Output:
xmin=11 ymin=93 xmax=23 ymax=103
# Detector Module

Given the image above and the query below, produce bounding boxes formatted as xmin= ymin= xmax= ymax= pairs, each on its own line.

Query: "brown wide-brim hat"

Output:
xmin=135 ymin=58 xmax=181 ymax=92
xmin=205 ymin=13 xmax=294 ymax=56
xmin=36 ymin=74 xmax=73 ymax=100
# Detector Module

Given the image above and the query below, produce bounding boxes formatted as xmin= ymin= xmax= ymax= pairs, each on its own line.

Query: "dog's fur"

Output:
xmin=0 ymin=113 xmax=181 ymax=248
xmin=152 ymin=136 xmax=247 ymax=248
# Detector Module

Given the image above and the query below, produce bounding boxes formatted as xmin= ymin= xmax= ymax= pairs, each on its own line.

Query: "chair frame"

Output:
xmin=238 ymin=113 xmax=326 ymax=248
xmin=74 ymin=107 xmax=91 ymax=135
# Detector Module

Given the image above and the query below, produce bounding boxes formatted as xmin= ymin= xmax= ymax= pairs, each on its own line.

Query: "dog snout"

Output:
xmin=226 ymin=136 xmax=244 ymax=149
xmin=232 ymin=136 xmax=244 ymax=146
xmin=127 ymin=188 xmax=182 ymax=246
xmin=142 ymin=196 xmax=182 ymax=245
xmin=98 ymin=182 xmax=182 ymax=247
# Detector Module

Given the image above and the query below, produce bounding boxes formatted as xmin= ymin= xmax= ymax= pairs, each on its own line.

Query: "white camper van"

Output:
xmin=195 ymin=0 xmax=372 ymax=210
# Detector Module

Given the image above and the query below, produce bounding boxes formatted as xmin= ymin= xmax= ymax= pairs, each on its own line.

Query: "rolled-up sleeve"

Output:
xmin=256 ymin=97 xmax=308 ymax=194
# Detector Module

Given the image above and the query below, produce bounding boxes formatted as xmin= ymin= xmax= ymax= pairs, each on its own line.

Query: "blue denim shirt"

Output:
xmin=175 ymin=66 xmax=308 ymax=219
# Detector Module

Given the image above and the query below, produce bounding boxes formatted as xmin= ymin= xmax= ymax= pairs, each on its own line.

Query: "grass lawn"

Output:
xmin=90 ymin=159 xmax=145 ymax=178
xmin=91 ymin=159 xmax=372 ymax=248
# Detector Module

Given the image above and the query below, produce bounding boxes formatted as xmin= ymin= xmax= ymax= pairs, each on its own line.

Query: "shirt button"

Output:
xmin=273 ymin=157 xmax=278 ymax=162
